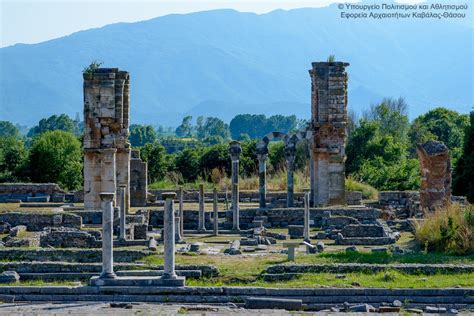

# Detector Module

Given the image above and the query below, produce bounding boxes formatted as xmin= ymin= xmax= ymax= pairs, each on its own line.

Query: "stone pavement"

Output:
xmin=0 ymin=302 xmax=333 ymax=315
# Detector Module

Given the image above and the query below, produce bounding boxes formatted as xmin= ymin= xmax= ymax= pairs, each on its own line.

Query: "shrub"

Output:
xmin=28 ymin=130 xmax=82 ymax=191
xmin=414 ymin=204 xmax=474 ymax=254
xmin=345 ymin=177 xmax=378 ymax=199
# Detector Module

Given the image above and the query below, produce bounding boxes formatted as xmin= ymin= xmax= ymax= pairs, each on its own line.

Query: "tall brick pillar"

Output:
xmin=416 ymin=140 xmax=452 ymax=211
xmin=83 ymin=68 xmax=131 ymax=210
xmin=309 ymin=62 xmax=349 ymax=206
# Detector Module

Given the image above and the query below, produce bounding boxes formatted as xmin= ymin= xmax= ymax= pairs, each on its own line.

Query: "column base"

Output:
xmin=99 ymin=272 xmax=117 ymax=279
xmin=90 ymin=275 xmax=185 ymax=287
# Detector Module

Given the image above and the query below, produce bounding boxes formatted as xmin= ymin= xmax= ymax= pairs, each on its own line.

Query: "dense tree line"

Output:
xmin=0 ymin=102 xmax=472 ymax=202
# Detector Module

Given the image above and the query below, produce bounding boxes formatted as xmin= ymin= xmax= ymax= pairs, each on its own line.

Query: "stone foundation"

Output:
xmin=0 ymin=212 xmax=82 ymax=231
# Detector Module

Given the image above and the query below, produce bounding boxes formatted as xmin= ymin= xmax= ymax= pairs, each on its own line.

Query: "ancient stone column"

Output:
xmin=309 ymin=150 xmax=315 ymax=207
xmin=303 ymin=192 xmax=310 ymax=241
xmin=178 ymin=186 xmax=184 ymax=236
xmin=198 ymin=183 xmax=206 ymax=232
xmin=229 ymin=141 xmax=242 ymax=231
xmin=100 ymin=192 xmax=116 ymax=279
xmin=162 ymin=192 xmax=178 ymax=280
xmin=213 ymin=188 xmax=219 ymax=236
xmin=119 ymin=185 xmax=127 ymax=241
xmin=285 ymin=143 xmax=297 ymax=208
xmin=100 ymin=148 xmax=117 ymax=200
xmin=256 ymin=143 xmax=268 ymax=208
xmin=309 ymin=61 xmax=349 ymax=206
xmin=83 ymin=68 xmax=130 ymax=210
xmin=416 ymin=140 xmax=452 ymax=211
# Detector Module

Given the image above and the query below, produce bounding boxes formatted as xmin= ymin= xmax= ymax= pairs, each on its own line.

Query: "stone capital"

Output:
xmin=162 ymin=192 xmax=177 ymax=200
xmin=229 ymin=141 xmax=242 ymax=160
xmin=99 ymin=192 xmax=115 ymax=201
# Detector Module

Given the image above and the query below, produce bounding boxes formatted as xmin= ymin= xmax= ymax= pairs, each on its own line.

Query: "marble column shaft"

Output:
xmin=257 ymin=154 xmax=267 ymax=208
xmin=119 ymin=185 xmax=126 ymax=241
xmin=100 ymin=192 xmax=116 ymax=279
xmin=213 ymin=188 xmax=218 ymax=236
xmin=162 ymin=192 xmax=177 ymax=279
xmin=303 ymin=192 xmax=310 ymax=241
xmin=286 ymin=156 xmax=295 ymax=208
xmin=198 ymin=184 xmax=206 ymax=231
xmin=231 ymin=160 xmax=239 ymax=231
xmin=178 ymin=186 xmax=184 ymax=237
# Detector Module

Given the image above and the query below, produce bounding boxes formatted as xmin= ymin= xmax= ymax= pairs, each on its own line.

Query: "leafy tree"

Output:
xmin=356 ymin=157 xmax=420 ymax=191
xmin=0 ymin=136 xmax=27 ymax=182
xmin=347 ymin=120 xmax=407 ymax=174
xmin=129 ymin=124 xmax=158 ymax=147
xmin=267 ymin=115 xmax=298 ymax=134
xmin=197 ymin=117 xmax=230 ymax=140
xmin=347 ymin=99 xmax=420 ymax=190
xmin=28 ymin=131 xmax=82 ymax=190
xmin=268 ymin=141 xmax=285 ymax=172
xmin=28 ymin=114 xmax=76 ymax=137
xmin=229 ymin=114 xmax=297 ymax=140
xmin=200 ymin=144 xmax=230 ymax=179
xmin=140 ymin=142 xmax=169 ymax=183
xmin=230 ymin=114 xmax=266 ymax=139
xmin=175 ymin=116 xmax=193 ymax=138
xmin=363 ymin=97 xmax=409 ymax=142
xmin=160 ymin=136 xmax=200 ymax=154
xmin=0 ymin=121 xmax=20 ymax=138
xmin=240 ymin=140 xmax=258 ymax=177
xmin=174 ymin=148 xmax=202 ymax=182
xmin=409 ymin=107 xmax=469 ymax=163
xmin=453 ymin=111 xmax=474 ymax=202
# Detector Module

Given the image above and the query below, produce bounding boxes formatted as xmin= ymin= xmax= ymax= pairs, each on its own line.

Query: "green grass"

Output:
xmin=188 ymin=271 xmax=474 ymax=288
xmin=0 ymin=280 xmax=81 ymax=286
xmin=345 ymin=177 xmax=378 ymax=199
xmin=140 ymin=249 xmax=474 ymax=288
xmin=297 ymin=251 xmax=474 ymax=265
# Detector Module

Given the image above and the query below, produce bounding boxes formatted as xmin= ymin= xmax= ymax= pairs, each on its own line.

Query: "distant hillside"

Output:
xmin=0 ymin=1 xmax=472 ymax=126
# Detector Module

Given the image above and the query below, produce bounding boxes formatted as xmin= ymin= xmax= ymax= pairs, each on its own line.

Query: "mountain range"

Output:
xmin=0 ymin=1 xmax=472 ymax=126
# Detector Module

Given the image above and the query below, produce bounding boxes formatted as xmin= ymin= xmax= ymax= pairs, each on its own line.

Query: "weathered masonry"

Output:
xmin=416 ymin=140 xmax=452 ymax=211
xmin=309 ymin=62 xmax=349 ymax=206
xmin=83 ymin=68 xmax=131 ymax=210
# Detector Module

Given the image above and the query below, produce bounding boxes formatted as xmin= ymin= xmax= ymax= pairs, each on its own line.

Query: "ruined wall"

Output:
xmin=130 ymin=150 xmax=148 ymax=207
xmin=309 ymin=62 xmax=349 ymax=206
xmin=83 ymin=68 xmax=131 ymax=210
xmin=416 ymin=140 xmax=452 ymax=211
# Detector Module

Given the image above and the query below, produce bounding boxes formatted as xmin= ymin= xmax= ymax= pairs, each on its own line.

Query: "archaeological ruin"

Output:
xmin=309 ymin=62 xmax=349 ymax=206
xmin=0 ymin=63 xmax=471 ymax=313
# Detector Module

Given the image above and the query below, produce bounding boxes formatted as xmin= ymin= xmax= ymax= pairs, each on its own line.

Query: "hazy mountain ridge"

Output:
xmin=0 ymin=2 xmax=472 ymax=126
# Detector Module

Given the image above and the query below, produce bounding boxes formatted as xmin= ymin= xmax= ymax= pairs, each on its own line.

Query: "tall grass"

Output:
xmin=414 ymin=204 xmax=474 ymax=255
xmin=149 ymin=169 xmax=377 ymax=197
xmin=346 ymin=176 xmax=378 ymax=199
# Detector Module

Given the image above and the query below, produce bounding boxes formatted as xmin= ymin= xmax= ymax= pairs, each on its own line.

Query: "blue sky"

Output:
xmin=0 ymin=0 xmax=424 ymax=47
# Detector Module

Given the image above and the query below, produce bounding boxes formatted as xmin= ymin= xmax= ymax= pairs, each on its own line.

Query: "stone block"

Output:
xmin=288 ymin=225 xmax=304 ymax=239
xmin=133 ymin=224 xmax=148 ymax=240
xmin=9 ymin=225 xmax=27 ymax=237
xmin=0 ymin=221 xmax=11 ymax=234
xmin=89 ymin=275 xmax=185 ymax=287
xmin=0 ymin=271 xmax=20 ymax=283
xmin=245 ymin=297 xmax=302 ymax=310
xmin=26 ymin=196 xmax=50 ymax=203
xmin=51 ymin=193 xmax=66 ymax=203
